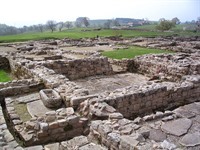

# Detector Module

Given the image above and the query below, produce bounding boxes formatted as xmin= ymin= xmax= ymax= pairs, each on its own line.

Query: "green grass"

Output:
xmin=0 ymin=28 xmax=199 ymax=43
xmin=134 ymin=24 xmax=158 ymax=30
xmin=14 ymin=103 xmax=32 ymax=122
xmin=134 ymin=24 xmax=198 ymax=33
xmin=0 ymin=70 xmax=12 ymax=82
xmin=102 ymin=46 xmax=174 ymax=59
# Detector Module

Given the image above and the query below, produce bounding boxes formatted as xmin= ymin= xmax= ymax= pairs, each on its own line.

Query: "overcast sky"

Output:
xmin=0 ymin=0 xmax=199 ymax=27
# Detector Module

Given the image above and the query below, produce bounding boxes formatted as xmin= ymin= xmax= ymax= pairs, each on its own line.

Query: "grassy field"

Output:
xmin=102 ymin=46 xmax=174 ymax=59
xmin=0 ymin=28 xmax=199 ymax=43
xmin=0 ymin=70 xmax=12 ymax=82
xmin=134 ymin=24 xmax=197 ymax=32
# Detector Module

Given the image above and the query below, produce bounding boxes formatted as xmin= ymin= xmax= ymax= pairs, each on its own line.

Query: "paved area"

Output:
xmin=142 ymin=102 xmax=200 ymax=149
xmin=27 ymin=100 xmax=53 ymax=117
xmin=75 ymin=73 xmax=149 ymax=94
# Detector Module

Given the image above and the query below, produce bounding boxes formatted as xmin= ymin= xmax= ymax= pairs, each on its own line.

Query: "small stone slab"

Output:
xmin=173 ymin=108 xmax=196 ymax=118
xmin=24 ymin=145 xmax=43 ymax=150
xmin=120 ymin=135 xmax=139 ymax=149
xmin=161 ymin=118 xmax=192 ymax=136
xmin=27 ymin=100 xmax=52 ymax=117
xmin=79 ymin=143 xmax=107 ymax=150
xmin=149 ymin=129 xmax=167 ymax=142
xmin=179 ymin=132 xmax=200 ymax=147
xmin=44 ymin=143 xmax=59 ymax=150
xmin=15 ymin=92 xmax=40 ymax=104
xmin=3 ymin=130 xmax=14 ymax=142
xmin=61 ymin=136 xmax=89 ymax=149
xmin=182 ymin=103 xmax=200 ymax=115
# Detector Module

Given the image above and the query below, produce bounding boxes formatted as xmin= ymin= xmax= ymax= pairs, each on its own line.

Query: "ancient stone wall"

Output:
xmin=133 ymin=53 xmax=200 ymax=81
xmin=97 ymin=75 xmax=200 ymax=119
xmin=8 ymin=57 xmax=34 ymax=79
xmin=109 ymin=58 xmax=135 ymax=72
xmin=43 ymin=57 xmax=113 ymax=80
xmin=0 ymin=79 xmax=44 ymax=97
xmin=110 ymin=53 xmax=200 ymax=81
xmin=4 ymin=96 xmax=86 ymax=146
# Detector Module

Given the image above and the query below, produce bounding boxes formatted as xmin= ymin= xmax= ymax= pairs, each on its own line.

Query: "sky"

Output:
xmin=0 ymin=0 xmax=199 ymax=27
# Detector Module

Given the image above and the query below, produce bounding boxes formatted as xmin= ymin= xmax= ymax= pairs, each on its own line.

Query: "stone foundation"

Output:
xmin=103 ymin=75 xmax=200 ymax=118
xmin=43 ymin=57 xmax=113 ymax=80
xmin=0 ymin=38 xmax=200 ymax=149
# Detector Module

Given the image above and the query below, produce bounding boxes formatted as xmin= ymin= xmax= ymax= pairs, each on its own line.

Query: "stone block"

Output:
xmin=44 ymin=143 xmax=59 ymax=150
xmin=39 ymin=89 xmax=62 ymax=108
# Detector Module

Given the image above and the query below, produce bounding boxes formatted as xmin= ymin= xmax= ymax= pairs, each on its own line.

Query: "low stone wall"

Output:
xmin=4 ymin=97 xmax=86 ymax=146
xmin=0 ymin=55 xmax=10 ymax=70
xmin=110 ymin=53 xmax=200 ymax=81
xmin=95 ymin=75 xmax=200 ymax=119
xmin=109 ymin=58 xmax=135 ymax=72
xmin=89 ymin=110 xmax=175 ymax=150
xmin=8 ymin=57 xmax=34 ymax=79
xmin=43 ymin=57 xmax=113 ymax=80
xmin=0 ymin=79 xmax=44 ymax=97
xmin=133 ymin=53 xmax=200 ymax=81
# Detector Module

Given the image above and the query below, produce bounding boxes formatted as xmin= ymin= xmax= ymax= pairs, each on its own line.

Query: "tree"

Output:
xmin=82 ymin=17 xmax=90 ymax=27
xmin=159 ymin=18 xmax=166 ymax=22
xmin=38 ymin=24 xmax=44 ymax=32
xmin=103 ymin=20 xmax=112 ymax=29
xmin=171 ymin=17 xmax=180 ymax=25
xmin=46 ymin=20 xmax=56 ymax=32
xmin=196 ymin=17 xmax=200 ymax=32
xmin=75 ymin=21 xmax=81 ymax=28
xmin=112 ymin=19 xmax=120 ymax=26
xmin=156 ymin=19 xmax=175 ymax=31
xmin=57 ymin=22 xmax=65 ymax=32
xmin=65 ymin=21 xmax=73 ymax=29
xmin=18 ymin=28 xmax=25 ymax=33
xmin=197 ymin=17 xmax=200 ymax=22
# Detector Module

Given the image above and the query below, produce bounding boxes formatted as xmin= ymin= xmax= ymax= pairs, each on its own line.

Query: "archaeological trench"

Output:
xmin=0 ymin=36 xmax=200 ymax=150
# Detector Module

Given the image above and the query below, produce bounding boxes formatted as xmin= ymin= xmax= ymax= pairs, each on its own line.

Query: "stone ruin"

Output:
xmin=0 ymin=36 xmax=200 ymax=149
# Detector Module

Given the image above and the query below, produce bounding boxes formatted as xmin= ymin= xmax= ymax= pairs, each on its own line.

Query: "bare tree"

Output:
xmin=65 ymin=21 xmax=73 ymax=29
xmin=112 ymin=19 xmax=120 ymax=26
xmin=196 ymin=17 xmax=200 ymax=31
xmin=82 ymin=17 xmax=90 ymax=27
xmin=171 ymin=17 xmax=180 ymax=25
xmin=75 ymin=21 xmax=81 ymax=28
xmin=58 ymin=22 xmax=65 ymax=32
xmin=46 ymin=20 xmax=57 ymax=32
xmin=18 ymin=28 xmax=25 ymax=33
xmin=197 ymin=17 xmax=200 ymax=21
xmin=159 ymin=18 xmax=166 ymax=22
xmin=38 ymin=24 xmax=44 ymax=32
xmin=103 ymin=20 xmax=112 ymax=29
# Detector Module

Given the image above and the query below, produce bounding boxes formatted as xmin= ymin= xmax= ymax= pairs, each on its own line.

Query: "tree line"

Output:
xmin=0 ymin=17 xmax=89 ymax=35
xmin=156 ymin=17 xmax=200 ymax=31
xmin=0 ymin=17 xmax=123 ymax=35
xmin=0 ymin=17 xmax=199 ymax=35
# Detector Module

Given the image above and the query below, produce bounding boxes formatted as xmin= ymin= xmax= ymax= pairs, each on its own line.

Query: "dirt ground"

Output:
xmin=75 ymin=73 xmax=149 ymax=94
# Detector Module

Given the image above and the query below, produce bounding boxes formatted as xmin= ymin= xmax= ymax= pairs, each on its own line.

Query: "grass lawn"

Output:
xmin=0 ymin=69 xmax=12 ymax=82
xmin=102 ymin=46 xmax=174 ymax=59
xmin=0 ymin=28 xmax=199 ymax=43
